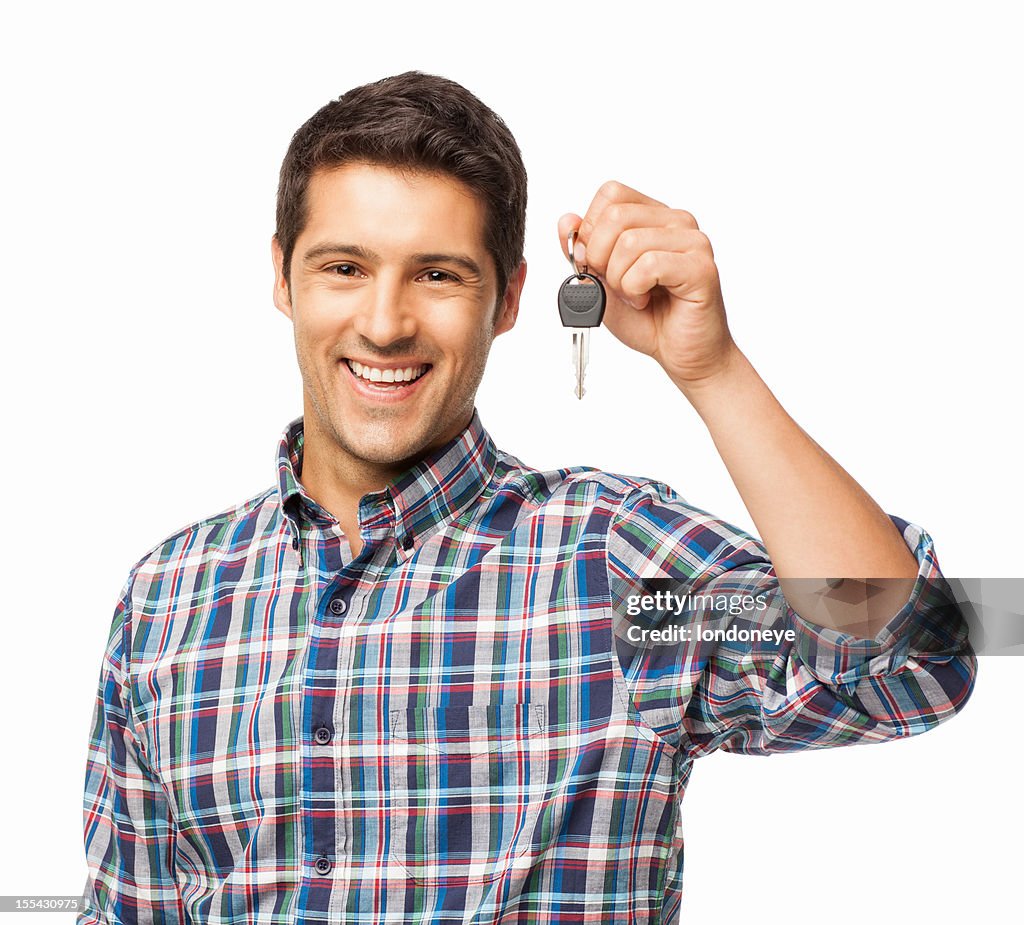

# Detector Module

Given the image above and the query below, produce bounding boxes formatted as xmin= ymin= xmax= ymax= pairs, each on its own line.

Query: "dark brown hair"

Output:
xmin=275 ymin=71 xmax=527 ymax=300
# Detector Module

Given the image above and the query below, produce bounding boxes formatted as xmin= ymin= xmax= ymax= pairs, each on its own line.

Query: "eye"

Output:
xmin=327 ymin=263 xmax=362 ymax=278
xmin=420 ymin=269 xmax=459 ymax=284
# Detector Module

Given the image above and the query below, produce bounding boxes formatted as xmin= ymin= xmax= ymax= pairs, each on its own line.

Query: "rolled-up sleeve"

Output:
xmin=78 ymin=580 xmax=185 ymax=925
xmin=607 ymin=481 xmax=977 ymax=759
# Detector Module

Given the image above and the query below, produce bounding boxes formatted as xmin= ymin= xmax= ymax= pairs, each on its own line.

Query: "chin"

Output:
xmin=358 ymin=446 xmax=421 ymax=468
xmin=339 ymin=425 xmax=428 ymax=468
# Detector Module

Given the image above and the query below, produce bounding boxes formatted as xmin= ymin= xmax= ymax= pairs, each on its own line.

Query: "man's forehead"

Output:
xmin=298 ymin=163 xmax=492 ymax=265
xmin=306 ymin=162 xmax=485 ymax=219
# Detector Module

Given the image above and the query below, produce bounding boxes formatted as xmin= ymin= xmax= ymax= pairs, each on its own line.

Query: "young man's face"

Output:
xmin=272 ymin=163 xmax=524 ymax=474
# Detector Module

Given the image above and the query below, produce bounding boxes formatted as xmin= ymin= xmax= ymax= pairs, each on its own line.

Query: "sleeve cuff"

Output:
xmin=789 ymin=516 xmax=968 ymax=686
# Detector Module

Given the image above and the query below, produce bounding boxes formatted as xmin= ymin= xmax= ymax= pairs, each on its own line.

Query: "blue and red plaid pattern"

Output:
xmin=78 ymin=412 xmax=976 ymax=924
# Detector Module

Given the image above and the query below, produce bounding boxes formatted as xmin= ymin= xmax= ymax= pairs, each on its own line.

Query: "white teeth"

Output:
xmin=346 ymin=360 xmax=428 ymax=385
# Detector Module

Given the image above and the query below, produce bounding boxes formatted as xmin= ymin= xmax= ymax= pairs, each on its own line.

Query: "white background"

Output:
xmin=2 ymin=2 xmax=1020 ymax=922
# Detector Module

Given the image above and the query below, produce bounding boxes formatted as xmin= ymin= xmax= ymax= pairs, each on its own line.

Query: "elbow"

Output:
xmin=889 ymin=648 xmax=978 ymax=738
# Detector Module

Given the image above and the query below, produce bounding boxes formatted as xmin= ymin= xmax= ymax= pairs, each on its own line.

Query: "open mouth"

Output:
xmin=344 ymin=358 xmax=432 ymax=392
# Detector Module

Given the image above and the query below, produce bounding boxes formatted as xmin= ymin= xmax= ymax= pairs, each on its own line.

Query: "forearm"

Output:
xmin=675 ymin=344 xmax=918 ymax=632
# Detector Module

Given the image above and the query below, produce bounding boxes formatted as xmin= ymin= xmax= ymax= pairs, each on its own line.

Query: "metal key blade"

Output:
xmin=574 ymin=330 xmax=588 ymax=399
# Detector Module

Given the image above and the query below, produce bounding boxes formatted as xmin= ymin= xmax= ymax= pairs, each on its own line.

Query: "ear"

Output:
xmin=271 ymin=235 xmax=293 ymax=320
xmin=494 ymin=259 xmax=527 ymax=337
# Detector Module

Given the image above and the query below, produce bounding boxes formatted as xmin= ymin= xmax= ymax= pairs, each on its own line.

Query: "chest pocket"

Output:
xmin=388 ymin=702 xmax=547 ymax=883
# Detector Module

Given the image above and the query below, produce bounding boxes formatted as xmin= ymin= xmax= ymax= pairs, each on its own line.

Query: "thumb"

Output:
xmin=557 ymin=213 xmax=583 ymax=264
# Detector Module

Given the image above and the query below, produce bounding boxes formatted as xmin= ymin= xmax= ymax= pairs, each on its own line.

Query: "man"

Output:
xmin=78 ymin=71 xmax=975 ymax=924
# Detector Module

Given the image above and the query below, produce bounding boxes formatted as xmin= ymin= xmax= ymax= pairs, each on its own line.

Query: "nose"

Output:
xmin=351 ymin=271 xmax=417 ymax=348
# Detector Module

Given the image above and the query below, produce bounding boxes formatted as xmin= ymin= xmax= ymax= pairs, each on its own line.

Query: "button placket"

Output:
xmin=330 ymin=548 xmax=389 ymax=872
xmin=303 ymin=573 xmax=355 ymax=880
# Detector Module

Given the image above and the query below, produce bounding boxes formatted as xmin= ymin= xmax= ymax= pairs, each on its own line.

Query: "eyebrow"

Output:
xmin=301 ymin=242 xmax=483 ymax=278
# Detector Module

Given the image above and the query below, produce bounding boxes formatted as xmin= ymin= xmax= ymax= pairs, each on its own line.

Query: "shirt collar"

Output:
xmin=276 ymin=411 xmax=498 ymax=554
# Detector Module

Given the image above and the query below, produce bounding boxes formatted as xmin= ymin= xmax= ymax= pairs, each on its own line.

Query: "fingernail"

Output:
xmin=573 ymin=241 xmax=587 ymax=268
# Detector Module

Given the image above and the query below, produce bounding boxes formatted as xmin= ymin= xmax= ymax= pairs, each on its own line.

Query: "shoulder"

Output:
xmin=485 ymin=448 xmax=714 ymax=530
xmin=484 ymin=451 xmax=765 ymax=581
xmin=122 ymin=485 xmax=280 ymax=601
xmin=487 ymin=448 xmax=655 ymax=506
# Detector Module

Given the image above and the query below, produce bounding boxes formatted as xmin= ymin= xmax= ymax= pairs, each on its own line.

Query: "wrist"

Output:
xmin=668 ymin=343 xmax=757 ymax=419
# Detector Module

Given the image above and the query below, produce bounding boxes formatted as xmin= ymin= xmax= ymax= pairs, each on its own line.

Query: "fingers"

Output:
xmin=576 ymin=180 xmax=700 ymax=257
xmin=580 ymin=180 xmax=668 ymax=236
xmin=618 ymin=249 xmax=719 ymax=308
xmin=605 ymin=228 xmax=707 ymax=307
xmin=596 ymin=209 xmax=709 ymax=272
xmin=558 ymin=181 xmax=713 ymax=309
xmin=559 ymin=181 xmax=680 ymax=264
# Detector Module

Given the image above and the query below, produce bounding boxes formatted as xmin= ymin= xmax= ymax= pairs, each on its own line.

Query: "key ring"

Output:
xmin=567 ymin=230 xmax=586 ymax=278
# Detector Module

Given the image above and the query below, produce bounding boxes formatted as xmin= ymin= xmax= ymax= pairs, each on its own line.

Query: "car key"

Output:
xmin=558 ymin=232 xmax=606 ymax=399
xmin=558 ymin=272 xmax=606 ymax=398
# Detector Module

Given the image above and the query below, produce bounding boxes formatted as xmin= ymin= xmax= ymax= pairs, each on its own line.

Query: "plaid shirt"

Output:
xmin=79 ymin=412 xmax=976 ymax=924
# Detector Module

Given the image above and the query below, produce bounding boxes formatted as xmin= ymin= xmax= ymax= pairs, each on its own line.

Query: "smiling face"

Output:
xmin=272 ymin=162 xmax=524 ymax=483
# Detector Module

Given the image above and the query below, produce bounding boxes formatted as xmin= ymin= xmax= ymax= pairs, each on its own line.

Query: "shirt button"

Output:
xmin=314 ymin=725 xmax=332 ymax=745
xmin=314 ymin=855 xmax=332 ymax=876
xmin=400 ymin=533 xmax=414 ymax=551
xmin=329 ymin=597 xmax=347 ymax=616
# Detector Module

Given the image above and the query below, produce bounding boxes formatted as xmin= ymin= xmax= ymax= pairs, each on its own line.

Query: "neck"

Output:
xmin=298 ymin=414 xmax=412 ymax=556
